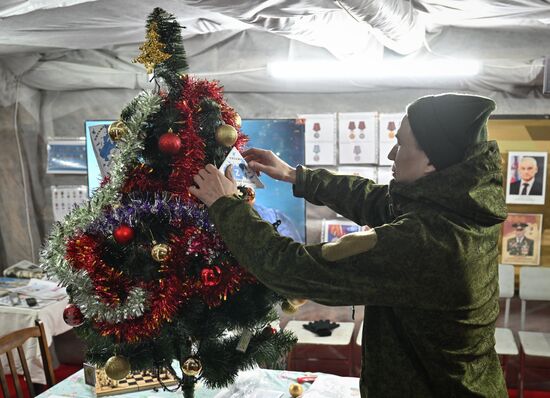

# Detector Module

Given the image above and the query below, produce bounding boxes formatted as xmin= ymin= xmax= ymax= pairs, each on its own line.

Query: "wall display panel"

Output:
xmin=300 ymin=114 xmax=337 ymax=166
xmin=338 ymin=112 xmax=377 ymax=164
xmin=47 ymin=138 xmax=87 ymax=174
xmin=488 ymin=117 xmax=550 ymax=269
xmin=51 ymin=185 xmax=88 ymax=222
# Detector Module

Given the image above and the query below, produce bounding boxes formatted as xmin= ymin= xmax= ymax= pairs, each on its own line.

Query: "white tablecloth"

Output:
xmin=0 ymin=297 xmax=72 ymax=384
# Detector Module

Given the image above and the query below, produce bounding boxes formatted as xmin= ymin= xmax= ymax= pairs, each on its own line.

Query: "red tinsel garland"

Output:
xmin=65 ymin=233 xmax=191 ymax=342
xmin=65 ymin=234 xmax=132 ymax=306
xmin=66 ymin=77 xmax=258 ymax=342
xmin=121 ymin=164 xmax=165 ymax=194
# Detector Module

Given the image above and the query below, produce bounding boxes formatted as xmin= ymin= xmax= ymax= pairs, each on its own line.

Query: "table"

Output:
xmin=36 ymin=368 xmax=309 ymax=397
xmin=0 ymin=295 xmax=71 ymax=384
xmin=36 ymin=367 xmax=361 ymax=397
xmin=285 ymin=321 xmax=355 ymax=377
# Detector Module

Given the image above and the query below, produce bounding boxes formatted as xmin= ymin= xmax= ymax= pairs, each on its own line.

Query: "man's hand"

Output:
xmin=189 ymin=164 xmax=239 ymax=207
xmin=243 ymin=148 xmax=296 ymax=184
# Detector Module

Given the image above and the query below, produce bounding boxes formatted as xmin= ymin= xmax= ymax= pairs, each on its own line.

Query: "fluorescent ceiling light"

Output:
xmin=267 ymin=59 xmax=481 ymax=80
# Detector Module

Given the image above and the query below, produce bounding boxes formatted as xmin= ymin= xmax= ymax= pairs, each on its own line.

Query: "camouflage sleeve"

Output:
xmin=293 ymin=166 xmax=391 ymax=227
xmin=209 ymin=196 xmax=455 ymax=309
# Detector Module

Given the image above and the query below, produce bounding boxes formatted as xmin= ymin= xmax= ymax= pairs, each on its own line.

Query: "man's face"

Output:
xmin=518 ymin=159 xmax=538 ymax=182
xmin=515 ymin=228 xmax=525 ymax=239
xmin=387 ymin=116 xmax=435 ymax=183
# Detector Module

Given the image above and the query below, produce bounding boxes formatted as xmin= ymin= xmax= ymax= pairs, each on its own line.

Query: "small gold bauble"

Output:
xmin=151 ymin=243 xmax=171 ymax=262
xmin=104 ymin=355 xmax=131 ymax=381
xmin=281 ymin=301 xmax=298 ymax=314
xmin=288 ymin=298 xmax=308 ymax=308
xmin=108 ymin=120 xmax=130 ymax=141
xmin=289 ymin=382 xmax=304 ymax=397
xmin=181 ymin=357 xmax=202 ymax=377
xmin=215 ymin=124 xmax=238 ymax=147
xmin=234 ymin=113 xmax=242 ymax=127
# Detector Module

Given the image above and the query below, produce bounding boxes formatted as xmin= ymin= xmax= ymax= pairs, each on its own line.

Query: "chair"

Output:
xmin=495 ymin=264 xmax=519 ymax=377
xmin=517 ymin=266 xmax=550 ymax=398
xmin=0 ymin=321 xmax=55 ymax=398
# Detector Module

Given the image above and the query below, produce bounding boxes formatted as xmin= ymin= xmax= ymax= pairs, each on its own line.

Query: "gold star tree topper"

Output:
xmin=133 ymin=22 xmax=172 ymax=73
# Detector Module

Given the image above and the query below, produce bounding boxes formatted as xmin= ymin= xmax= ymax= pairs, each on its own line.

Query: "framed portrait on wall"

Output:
xmin=501 ymin=213 xmax=543 ymax=266
xmin=505 ymin=151 xmax=547 ymax=205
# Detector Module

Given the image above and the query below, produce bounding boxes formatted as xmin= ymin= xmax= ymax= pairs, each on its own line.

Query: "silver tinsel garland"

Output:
xmin=40 ymin=91 xmax=162 ymax=323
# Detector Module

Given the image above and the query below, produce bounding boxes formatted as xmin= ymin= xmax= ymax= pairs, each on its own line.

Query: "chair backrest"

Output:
xmin=0 ymin=321 xmax=56 ymax=398
xmin=498 ymin=264 xmax=516 ymax=327
xmin=519 ymin=266 xmax=550 ymax=330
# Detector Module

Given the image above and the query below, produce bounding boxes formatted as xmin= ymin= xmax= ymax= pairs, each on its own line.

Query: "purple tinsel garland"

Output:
xmin=86 ymin=194 xmax=214 ymax=235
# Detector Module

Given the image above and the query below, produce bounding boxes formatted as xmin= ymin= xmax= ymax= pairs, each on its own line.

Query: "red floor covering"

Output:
xmin=508 ymin=389 xmax=550 ymax=398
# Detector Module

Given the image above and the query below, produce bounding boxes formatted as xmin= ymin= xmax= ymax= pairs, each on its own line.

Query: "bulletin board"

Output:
xmin=488 ymin=116 xmax=550 ymax=272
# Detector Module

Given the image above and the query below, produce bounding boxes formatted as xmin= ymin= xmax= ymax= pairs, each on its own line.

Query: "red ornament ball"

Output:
xmin=113 ymin=224 xmax=134 ymax=245
xmin=63 ymin=304 xmax=84 ymax=327
xmin=262 ymin=326 xmax=277 ymax=337
xmin=158 ymin=131 xmax=182 ymax=155
xmin=200 ymin=266 xmax=222 ymax=287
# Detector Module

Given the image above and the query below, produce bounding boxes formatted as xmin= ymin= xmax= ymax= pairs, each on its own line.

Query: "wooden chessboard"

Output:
xmin=95 ymin=368 xmax=179 ymax=396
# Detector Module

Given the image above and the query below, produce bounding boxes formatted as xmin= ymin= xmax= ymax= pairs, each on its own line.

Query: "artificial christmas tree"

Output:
xmin=41 ymin=8 xmax=296 ymax=397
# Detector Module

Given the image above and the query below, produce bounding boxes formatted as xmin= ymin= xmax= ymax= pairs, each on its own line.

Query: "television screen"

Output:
xmin=85 ymin=119 xmax=305 ymax=242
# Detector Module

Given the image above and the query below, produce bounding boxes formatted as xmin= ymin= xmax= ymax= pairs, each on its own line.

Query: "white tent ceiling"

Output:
xmin=0 ymin=0 xmax=549 ymax=96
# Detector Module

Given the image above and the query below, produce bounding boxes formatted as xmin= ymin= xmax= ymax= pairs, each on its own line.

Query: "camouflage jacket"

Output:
xmin=209 ymin=141 xmax=508 ymax=397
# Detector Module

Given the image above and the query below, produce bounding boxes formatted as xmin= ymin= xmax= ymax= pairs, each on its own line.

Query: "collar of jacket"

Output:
xmin=388 ymin=141 xmax=507 ymax=226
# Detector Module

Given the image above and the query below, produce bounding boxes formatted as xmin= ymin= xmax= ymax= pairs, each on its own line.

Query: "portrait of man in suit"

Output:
xmin=506 ymin=222 xmax=534 ymax=256
xmin=509 ymin=156 xmax=543 ymax=196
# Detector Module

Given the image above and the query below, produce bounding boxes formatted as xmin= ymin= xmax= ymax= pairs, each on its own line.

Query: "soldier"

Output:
xmin=190 ymin=93 xmax=508 ymax=397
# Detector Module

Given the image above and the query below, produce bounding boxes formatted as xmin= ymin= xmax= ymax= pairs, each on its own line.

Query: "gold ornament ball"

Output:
xmin=151 ymin=243 xmax=171 ymax=262
xmin=104 ymin=355 xmax=131 ymax=381
xmin=108 ymin=120 xmax=130 ymax=141
xmin=234 ymin=113 xmax=242 ymax=127
xmin=288 ymin=298 xmax=308 ymax=308
xmin=281 ymin=301 xmax=298 ymax=314
xmin=289 ymin=382 xmax=304 ymax=397
xmin=181 ymin=357 xmax=202 ymax=377
xmin=215 ymin=124 xmax=238 ymax=147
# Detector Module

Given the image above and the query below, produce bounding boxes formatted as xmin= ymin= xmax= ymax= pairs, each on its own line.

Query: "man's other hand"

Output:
xmin=189 ymin=164 xmax=239 ymax=207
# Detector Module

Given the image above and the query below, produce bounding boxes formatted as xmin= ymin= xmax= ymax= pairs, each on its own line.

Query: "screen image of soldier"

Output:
xmin=506 ymin=222 xmax=534 ymax=256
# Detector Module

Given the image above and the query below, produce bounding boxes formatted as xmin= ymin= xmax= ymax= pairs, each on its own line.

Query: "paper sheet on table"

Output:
xmin=213 ymin=368 xmax=284 ymax=398
xmin=302 ymin=374 xmax=361 ymax=398
xmin=10 ymin=278 xmax=67 ymax=300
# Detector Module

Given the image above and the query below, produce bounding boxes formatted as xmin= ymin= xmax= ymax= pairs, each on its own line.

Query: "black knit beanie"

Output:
xmin=406 ymin=93 xmax=496 ymax=170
